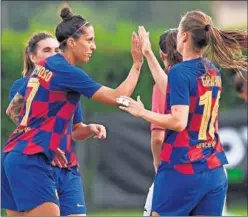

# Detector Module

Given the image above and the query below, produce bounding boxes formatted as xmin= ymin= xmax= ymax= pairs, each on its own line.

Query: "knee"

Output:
xmin=152 ymin=211 xmax=160 ymax=216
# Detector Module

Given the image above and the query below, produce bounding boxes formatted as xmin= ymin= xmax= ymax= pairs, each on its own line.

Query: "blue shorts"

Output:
xmin=52 ymin=166 xmax=87 ymax=215
xmin=1 ymin=152 xmax=59 ymax=212
xmin=152 ymin=165 xmax=228 ymax=216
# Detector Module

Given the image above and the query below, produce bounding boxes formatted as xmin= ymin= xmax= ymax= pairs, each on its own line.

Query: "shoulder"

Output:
xmin=46 ymin=54 xmax=89 ymax=76
xmin=169 ymin=63 xmax=187 ymax=74
xmin=207 ymin=61 xmax=221 ymax=76
xmin=13 ymin=77 xmax=28 ymax=84
xmin=169 ymin=63 xmax=188 ymax=80
xmin=11 ymin=77 xmax=28 ymax=90
xmin=9 ymin=77 xmax=28 ymax=100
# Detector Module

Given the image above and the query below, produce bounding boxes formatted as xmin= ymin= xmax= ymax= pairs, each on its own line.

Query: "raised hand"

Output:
xmin=131 ymin=32 xmax=143 ymax=64
xmin=138 ymin=26 xmax=152 ymax=56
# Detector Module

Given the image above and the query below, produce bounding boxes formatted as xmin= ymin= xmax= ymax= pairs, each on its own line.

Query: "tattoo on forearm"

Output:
xmin=7 ymin=93 xmax=24 ymax=125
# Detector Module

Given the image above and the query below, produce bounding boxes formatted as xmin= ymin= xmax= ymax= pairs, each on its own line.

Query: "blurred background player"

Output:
xmin=234 ymin=72 xmax=247 ymax=102
xmin=3 ymin=31 xmax=107 ymax=216
xmin=118 ymin=10 xmax=247 ymax=216
xmin=2 ymin=6 xmax=143 ymax=216
xmin=143 ymin=29 xmax=182 ymax=216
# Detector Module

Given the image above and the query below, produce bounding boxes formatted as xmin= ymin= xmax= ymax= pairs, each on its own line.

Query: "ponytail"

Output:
xmin=205 ymin=28 xmax=247 ymax=74
xmin=180 ymin=10 xmax=247 ymax=76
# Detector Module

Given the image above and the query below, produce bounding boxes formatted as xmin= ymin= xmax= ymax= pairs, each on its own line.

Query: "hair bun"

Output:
xmin=60 ymin=7 xmax=73 ymax=21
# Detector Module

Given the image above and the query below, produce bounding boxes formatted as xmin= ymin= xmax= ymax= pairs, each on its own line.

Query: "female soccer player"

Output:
xmin=2 ymin=6 xmax=143 ymax=216
xmin=118 ymin=10 xmax=247 ymax=216
xmin=143 ymin=29 xmax=182 ymax=216
xmin=3 ymin=32 xmax=106 ymax=216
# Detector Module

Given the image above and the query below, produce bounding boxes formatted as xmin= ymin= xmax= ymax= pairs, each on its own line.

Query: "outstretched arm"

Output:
xmin=91 ymin=32 xmax=143 ymax=105
xmin=138 ymin=26 xmax=168 ymax=95
xmin=150 ymin=85 xmax=166 ymax=172
xmin=117 ymin=95 xmax=188 ymax=132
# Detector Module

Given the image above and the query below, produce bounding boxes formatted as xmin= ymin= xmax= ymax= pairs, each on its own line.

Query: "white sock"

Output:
xmin=143 ymin=182 xmax=154 ymax=216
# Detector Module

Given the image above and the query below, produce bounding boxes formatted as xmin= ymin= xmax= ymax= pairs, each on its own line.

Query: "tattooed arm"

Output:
xmin=6 ymin=93 xmax=24 ymax=125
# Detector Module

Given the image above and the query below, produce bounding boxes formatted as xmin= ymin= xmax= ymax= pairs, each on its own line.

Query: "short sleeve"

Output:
xmin=169 ymin=66 xmax=190 ymax=106
xmin=9 ymin=78 xmax=27 ymax=100
xmin=18 ymin=80 xmax=28 ymax=98
xmin=73 ymin=103 xmax=84 ymax=124
xmin=56 ymin=67 xmax=102 ymax=99
xmin=151 ymin=84 xmax=166 ymax=131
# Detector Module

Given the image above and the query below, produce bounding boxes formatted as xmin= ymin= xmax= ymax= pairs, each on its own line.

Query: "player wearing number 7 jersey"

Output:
xmin=2 ymin=31 xmax=107 ymax=217
xmin=2 ymin=6 xmax=143 ymax=216
xmin=118 ymin=11 xmax=247 ymax=216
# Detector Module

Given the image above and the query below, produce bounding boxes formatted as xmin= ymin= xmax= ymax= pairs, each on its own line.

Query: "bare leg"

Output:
xmin=152 ymin=211 xmax=160 ymax=216
xmin=23 ymin=202 xmax=60 ymax=216
xmin=6 ymin=209 xmax=24 ymax=216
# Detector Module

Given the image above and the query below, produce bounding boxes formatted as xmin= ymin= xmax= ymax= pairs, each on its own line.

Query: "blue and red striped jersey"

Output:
xmin=3 ymin=53 xmax=101 ymax=162
xmin=160 ymin=58 xmax=228 ymax=174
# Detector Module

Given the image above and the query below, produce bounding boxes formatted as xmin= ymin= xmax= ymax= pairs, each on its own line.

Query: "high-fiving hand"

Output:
xmin=131 ymin=32 xmax=143 ymax=64
xmin=138 ymin=26 xmax=152 ymax=56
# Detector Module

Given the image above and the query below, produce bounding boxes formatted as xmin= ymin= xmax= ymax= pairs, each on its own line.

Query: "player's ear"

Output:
xmin=67 ymin=37 xmax=76 ymax=49
xmin=182 ymin=32 xmax=188 ymax=43
xmin=29 ymin=53 xmax=36 ymax=63
xmin=160 ymin=51 xmax=167 ymax=61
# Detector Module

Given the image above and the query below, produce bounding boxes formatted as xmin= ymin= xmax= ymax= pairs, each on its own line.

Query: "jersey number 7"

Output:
xmin=20 ymin=78 xmax=40 ymax=126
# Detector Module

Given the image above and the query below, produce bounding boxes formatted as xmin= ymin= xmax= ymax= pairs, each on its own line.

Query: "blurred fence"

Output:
xmin=75 ymin=106 xmax=247 ymax=211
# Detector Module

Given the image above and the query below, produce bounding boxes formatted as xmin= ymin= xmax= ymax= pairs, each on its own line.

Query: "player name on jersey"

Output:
xmin=32 ymin=65 xmax=53 ymax=82
xmin=201 ymin=75 xmax=222 ymax=87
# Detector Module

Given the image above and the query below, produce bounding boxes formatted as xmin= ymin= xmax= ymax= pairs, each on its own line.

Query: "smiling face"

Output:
xmin=68 ymin=25 xmax=96 ymax=64
xmin=30 ymin=37 xmax=59 ymax=63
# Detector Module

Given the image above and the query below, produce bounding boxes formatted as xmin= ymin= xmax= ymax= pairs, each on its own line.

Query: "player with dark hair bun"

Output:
xmin=3 ymin=30 xmax=107 ymax=216
xmin=2 ymin=6 xmax=143 ymax=216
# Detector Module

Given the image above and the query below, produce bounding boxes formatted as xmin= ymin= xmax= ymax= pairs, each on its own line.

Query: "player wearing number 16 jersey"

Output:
xmin=118 ymin=11 xmax=247 ymax=216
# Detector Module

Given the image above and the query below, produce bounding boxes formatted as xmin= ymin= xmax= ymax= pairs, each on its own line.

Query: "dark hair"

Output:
xmin=159 ymin=29 xmax=182 ymax=66
xmin=234 ymin=71 xmax=247 ymax=94
xmin=56 ymin=6 xmax=91 ymax=50
xmin=180 ymin=10 xmax=247 ymax=74
xmin=23 ymin=32 xmax=54 ymax=77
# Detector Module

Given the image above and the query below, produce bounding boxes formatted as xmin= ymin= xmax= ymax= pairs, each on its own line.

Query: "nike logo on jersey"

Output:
xmin=77 ymin=203 xmax=84 ymax=207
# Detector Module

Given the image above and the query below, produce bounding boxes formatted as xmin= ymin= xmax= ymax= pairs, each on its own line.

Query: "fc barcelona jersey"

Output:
xmin=4 ymin=53 xmax=101 ymax=162
xmin=160 ymin=58 xmax=228 ymax=174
